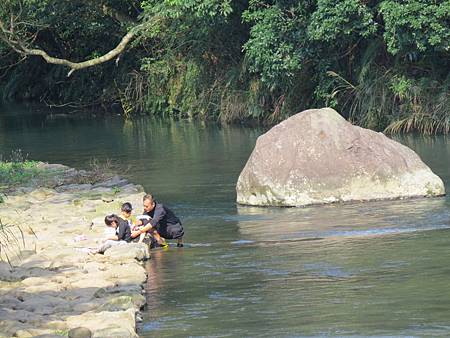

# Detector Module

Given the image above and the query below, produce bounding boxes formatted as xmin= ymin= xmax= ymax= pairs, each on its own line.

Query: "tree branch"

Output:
xmin=0 ymin=16 xmax=140 ymax=76
xmin=24 ymin=30 xmax=136 ymax=76
xmin=0 ymin=0 xmax=144 ymax=76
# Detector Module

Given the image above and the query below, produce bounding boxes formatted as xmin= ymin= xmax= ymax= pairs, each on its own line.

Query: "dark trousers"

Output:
xmin=156 ymin=222 xmax=184 ymax=240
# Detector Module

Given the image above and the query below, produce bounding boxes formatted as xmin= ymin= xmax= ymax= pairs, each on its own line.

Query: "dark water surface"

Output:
xmin=2 ymin=105 xmax=450 ymax=337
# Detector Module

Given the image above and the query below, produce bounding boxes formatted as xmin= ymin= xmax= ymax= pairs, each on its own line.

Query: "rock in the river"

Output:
xmin=236 ymin=108 xmax=445 ymax=206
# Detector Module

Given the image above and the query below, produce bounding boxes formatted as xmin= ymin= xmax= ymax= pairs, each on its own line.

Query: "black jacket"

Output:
xmin=116 ymin=218 xmax=132 ymax=242
xmin=143 ymin=202 xmax=180 ymax=228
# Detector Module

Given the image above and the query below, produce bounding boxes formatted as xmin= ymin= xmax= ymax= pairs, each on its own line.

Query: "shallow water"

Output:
xmin=1 ymin=105 xmax=450 ymax=336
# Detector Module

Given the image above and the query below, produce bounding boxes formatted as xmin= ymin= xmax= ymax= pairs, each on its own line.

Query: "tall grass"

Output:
xmin=121 ymin=57 xmax=262 ymax=122
xmin=384 ymin=78 xmax=450 ymax=134
xmin=328 ymin=44 xmax=450 ymax=135
xmin=0 ymin=219 xmax=25 ymax=265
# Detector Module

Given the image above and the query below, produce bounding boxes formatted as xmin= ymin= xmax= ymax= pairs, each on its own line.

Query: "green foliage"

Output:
xmin=53 ymin=329 xmax=69 ymax=337
xmin=242 ymin=2 xmax=309 ymax=89
xmin=141 ymin=0 xmax=233 ymax=18
xmin=242 ymin=0 xmax=377 ymax=90
xmin=0 ymin=161 xmax=38 ymax=187
xmin=384 ymin=76 xmax=450 ymax=134
xmin=0 ymin=150 xmax=40 ymax=195
xmin=0 ymin=0 xmax=449 ymax=132
xmin=308 ymin=0 xmax=377 ymax=42
xmin=380 ymin=0 xmax=450 ymax=55
xmin=329 ymin=65 xmax=450 ymax=134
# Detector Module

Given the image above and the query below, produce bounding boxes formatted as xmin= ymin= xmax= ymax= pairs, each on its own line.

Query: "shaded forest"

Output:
xmin=0 ymin=0 xmax=449 ymax=133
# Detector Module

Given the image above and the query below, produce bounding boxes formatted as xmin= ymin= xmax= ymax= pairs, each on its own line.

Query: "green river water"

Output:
xmin=1 ymin=105 xmax=450 ymax=337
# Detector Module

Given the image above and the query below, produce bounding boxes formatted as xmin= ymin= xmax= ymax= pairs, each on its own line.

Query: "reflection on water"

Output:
xmin=236 ymin=197 xmax=449 ymax=242
xmin=2 ymin=105 xmax=450 ymax=336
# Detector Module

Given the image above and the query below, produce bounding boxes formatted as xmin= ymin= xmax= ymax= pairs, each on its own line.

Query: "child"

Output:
xmin=119 ymin=202 xmax=148 ymax=244
xmin=89 ymin=214 xmax=133 ymax=255
xmin=120 ymin=201 xmax=167 ymax=248
xmin=119 ymin=202 xmax=134 ymax=227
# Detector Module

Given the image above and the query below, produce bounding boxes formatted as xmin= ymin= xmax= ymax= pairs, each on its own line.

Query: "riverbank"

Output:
xmin=0 ymin=163 xmax=149 ymax=337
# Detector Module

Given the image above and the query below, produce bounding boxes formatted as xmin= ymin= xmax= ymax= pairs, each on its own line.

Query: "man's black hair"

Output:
xmin=143 ymin=194 xmax=154 ymax=202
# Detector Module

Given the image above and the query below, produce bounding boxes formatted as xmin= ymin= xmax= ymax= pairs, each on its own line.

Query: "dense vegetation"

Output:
xmin=0 ymin=0 xmax=449 ymax=133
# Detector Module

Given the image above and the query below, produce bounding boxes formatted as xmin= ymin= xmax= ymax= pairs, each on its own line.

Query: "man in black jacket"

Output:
xmin=136 ymin=193 xmax=184 ymax=247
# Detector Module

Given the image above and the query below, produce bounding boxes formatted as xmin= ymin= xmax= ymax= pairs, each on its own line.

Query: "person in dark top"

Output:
xmin=134 ymin=193 xmax=184 ymax=247
xmin=90 ymin=214 xmax=135 ymax=254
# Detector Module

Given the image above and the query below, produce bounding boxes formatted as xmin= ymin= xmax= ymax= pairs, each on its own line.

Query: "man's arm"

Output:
xmin=141 ymin=204 xmax=166 ymax=233
xmin=131 ymin=230 xmax=141 ymax=238
xmin=140 ymin=222 xmax=154 ymax=233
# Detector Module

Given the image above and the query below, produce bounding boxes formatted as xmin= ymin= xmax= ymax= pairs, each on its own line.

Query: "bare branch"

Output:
xmin=0 ymin=16 xmax=140 ymax=76
xmin=25 ymin=29 xmax=136 ymax=77
xmin=0 ymin=1 xmax=142 ymax=76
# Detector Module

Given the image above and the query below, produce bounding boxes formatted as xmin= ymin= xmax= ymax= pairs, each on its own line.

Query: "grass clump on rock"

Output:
xmin=0 ymin=150 xmax=39 ymax=194
xmin=0 ymin=218 xmax=26 ymax=265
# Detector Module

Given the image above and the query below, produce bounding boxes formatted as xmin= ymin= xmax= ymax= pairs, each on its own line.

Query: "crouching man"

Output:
xmin=134 ymin=193 xmax=184 ymax=248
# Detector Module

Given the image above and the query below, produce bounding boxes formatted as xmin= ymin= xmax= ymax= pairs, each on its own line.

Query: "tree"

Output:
xmin=0 ymin=0 xmax=236 ymax=76
xmin=0 ymin=0 xmax=448 ymax=132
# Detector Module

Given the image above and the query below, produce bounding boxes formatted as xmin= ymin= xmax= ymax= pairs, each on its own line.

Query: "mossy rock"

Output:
xmin=100 ymin=294 xmax=145 ymax=311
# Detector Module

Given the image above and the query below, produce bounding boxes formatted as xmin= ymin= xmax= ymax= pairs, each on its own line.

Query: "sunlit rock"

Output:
xmin=0 ymin=164 xmax=148 ymax=337
xmin=104 ymin=243 xmax=150 ymax=262
xmin=237 ymin=108 xmax=445 ymax=206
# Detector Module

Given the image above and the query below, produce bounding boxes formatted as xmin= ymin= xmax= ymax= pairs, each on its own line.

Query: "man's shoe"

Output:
xmin=177 ymin=243 xmax=184 ymax=248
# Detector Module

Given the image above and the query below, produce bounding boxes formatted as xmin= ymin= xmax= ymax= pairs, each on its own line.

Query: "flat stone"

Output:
xmin=119 ymin=184 xmax=144 ymax=194
xmin=99 ymin=294 xmax=146 ymax=312
xmin=55 ymin=184 xmax=92 ymax=193
xmin=28 ymin=188 xmax=56 ymax=201
xmin=0 ymin=262 xmax=13 ymax=281
xmin=93 ymin=175 xmax=128 ymax=188
xmin=20 ymin=255 xmax=53 ymax=270
xmin=68 ymin=327 xmax=92 ymax=338
xmin=104 ymin=243 xmax=150 ymax=262
xmin=65 ymin=309 xmax=138 ymax=338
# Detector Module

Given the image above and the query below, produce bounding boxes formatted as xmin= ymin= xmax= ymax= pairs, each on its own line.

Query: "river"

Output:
xmin=1 ymin=105 xmax=450 ymax=337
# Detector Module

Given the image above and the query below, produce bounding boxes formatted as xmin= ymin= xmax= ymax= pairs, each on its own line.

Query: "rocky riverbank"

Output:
xmin=0 ymin=163 xmax=150 ymax=337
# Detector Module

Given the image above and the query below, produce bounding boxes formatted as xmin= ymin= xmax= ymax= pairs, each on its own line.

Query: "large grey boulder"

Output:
xmin=236 ymin=108 xmax=445 ymax=206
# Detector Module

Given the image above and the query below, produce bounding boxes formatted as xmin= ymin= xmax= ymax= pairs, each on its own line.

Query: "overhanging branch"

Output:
xmin=0 ymin=17 xmax=140 ymax=76
xmin=23 ymin=30 xmax=136 ymax=76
